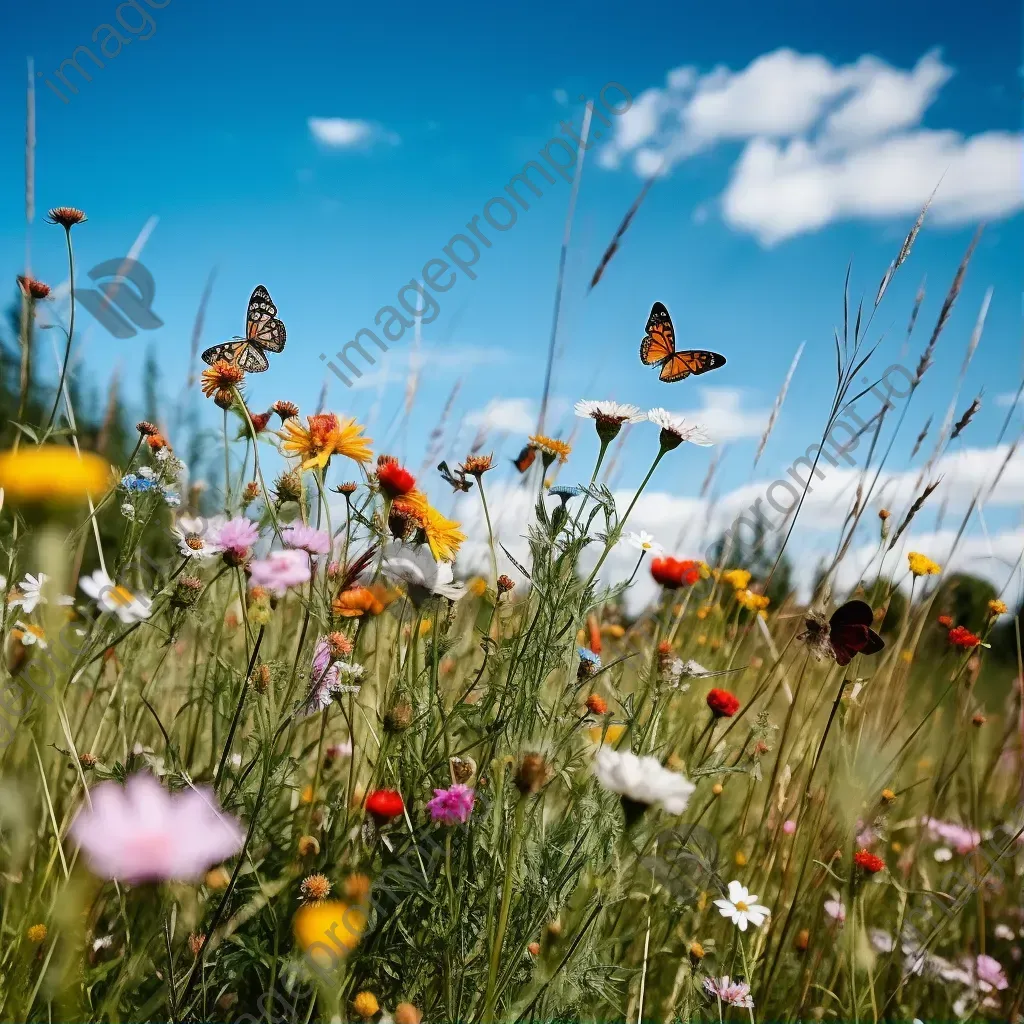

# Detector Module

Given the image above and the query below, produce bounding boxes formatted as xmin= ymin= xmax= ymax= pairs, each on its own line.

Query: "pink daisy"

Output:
xmin=426 ymin=784 xmax=476 ymax=825
xmin=214 ymin=517 xmax=260 ymax=560
xmin=249 ymin=549 xmax=311 ymax=596
xmin=281 ymin=523 xmax=331 ymax=555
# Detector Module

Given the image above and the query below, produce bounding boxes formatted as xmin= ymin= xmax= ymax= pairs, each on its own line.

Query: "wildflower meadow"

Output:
xmin=1 ymin=107 xmax=1023 ymax=1024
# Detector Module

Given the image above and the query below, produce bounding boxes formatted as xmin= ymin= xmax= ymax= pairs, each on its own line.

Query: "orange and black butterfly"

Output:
xmin=511 ymin=445 xmax=536 ymax=473
xmin=201 ymin=285 xmax=286 ymax=373
xmin=437 ymin=461 xmax=473 ymax=493
xmin=640 ymin=302 xmax=726 ymax=383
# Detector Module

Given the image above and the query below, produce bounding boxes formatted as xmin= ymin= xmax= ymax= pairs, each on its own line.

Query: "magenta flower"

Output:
xmin=214 ymin=516 xmax=260 ymax=559
xmin=922 ymin=816 xmax=981 ymax=854
xmin=249 ymin=549 xmax=311 ymax=596
xmin=783 ymin=819 xmax=796 ymax=835
xmin=281 ymin=523 xmax=331 ymax=555
xmin=70 ymin=775 xmax=244 ymax=883
xmin=426 ymin=784 xmax=475 ymax=825
xmin=975 ymin=954 xmax=1008 ymax=992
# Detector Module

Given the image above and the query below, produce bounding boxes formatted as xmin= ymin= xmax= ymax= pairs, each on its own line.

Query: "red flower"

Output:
xmin=249 ymin=411 xmax=272 ymax=433
xmin=936 ymin=614 xmax=953 ymax=629
xmin=650 ymin=557 xmax=700 ymax=589
xmin=377 ymin=457 xmax=416 ymax=499
xmin=853 ymin=849 xmax=885 ymax=874
xmin=586 ymin=693 xmax=608 ymax=715
xmin=706 ymin=688 xmax=740 ymax=718
xmin=948 ymin=625 xmax=980 ymax=649
xmin=365 ymin=788 xmax=404 ymax=822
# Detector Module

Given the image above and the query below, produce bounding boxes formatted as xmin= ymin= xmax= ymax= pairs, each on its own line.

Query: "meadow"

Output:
xmin=0 ymin=201 xmax=1022 ymax=1024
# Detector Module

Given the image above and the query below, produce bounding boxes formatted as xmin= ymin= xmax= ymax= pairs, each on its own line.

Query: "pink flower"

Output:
xmin=823 ymin=896 xmax=846 ymax=925
xmin=70 ymin=775 xmax=243 ymax=883
xmin=975 ymin=954 xmax=1008 ymax=992
xmin=214 ymin=517 xmax=260 ymax=559
xmin=783 ymin=819 xmax=796 ymax=835
xmin=922 ymin=816 xmax=981 ymax=854
xmin=426 ymin=784 xmax=476 ymax=825
xmin=249 ymin=549 xmax=311 ymax=596
xmin=281 ymin=523 xmax=331 ymax=555
xmin=703 ymin=976 xmax=753 ymax=1009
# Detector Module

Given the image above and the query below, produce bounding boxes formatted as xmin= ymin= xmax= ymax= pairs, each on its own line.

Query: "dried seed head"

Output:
xmin=273 ymin=469 xmax=302 ymax=505
xmin=384 ymin=699 xmax=414 ymax=733
xmin=172 ymin=575 xmax=204 ymax=608
xmin=135 ymin=420 xmax=160 ymax=437
xmin=242 ymin=481 xmax=261 ymax=504
xmin=188 ymin=932 xmax=206 ymax=957
xmin=272 ymin=400 xmax=299 ymax=422
xmin=250 ymin=664 xmax=272 ymax=694
xmin=450 ymin=755 xmax=477 ymax=784
xmin=79 ymin=752 xmax=98 ymax=769
xmin=46 ymin=206 xmax=88 ymax=228
xmin=299 ymin=873 xmax=332 ymax=904
xmin=497 ymin=574 xmax=515 ymax=595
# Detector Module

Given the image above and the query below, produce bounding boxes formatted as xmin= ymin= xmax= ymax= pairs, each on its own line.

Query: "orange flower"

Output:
xmin=46 ymin=206 xmax=87 ymax=229
xmin=333 ymin=585 xmax=390 ymax=618
xmin=200 ymin=359 xmax=245 ymax=398
xmin=282 ymin=413 xmax=372 ymax=471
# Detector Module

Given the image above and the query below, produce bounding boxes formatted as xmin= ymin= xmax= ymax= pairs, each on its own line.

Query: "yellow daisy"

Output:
xmin=0 ymin=445 xmax=109 ymax=504
xmin=528 ymin=434 xmax=572 ymax=464
xmin=281 ymin=414 xmax=373 ymax=471
xmin=721 ymin=568 xmax=751 ymax=590
xmin=397 ymin=490 xmax=466 ymax=562
xmin=907 ymin=551 xmax=941 ymax=577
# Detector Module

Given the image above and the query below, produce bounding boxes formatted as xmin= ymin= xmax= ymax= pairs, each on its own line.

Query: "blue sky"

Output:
xmin=2 ymin=0 xmax=1022 ymax=596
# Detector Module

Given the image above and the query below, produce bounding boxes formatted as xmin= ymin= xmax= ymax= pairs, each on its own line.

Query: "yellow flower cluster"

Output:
xmin=907 ymin=552 xmax=941 ymax=577
xmin=0 ymin=446 xmax=110 ymax=504
xmin=721 ymin=568 xmax=751 ymax=590
xmin=736 ymin=589 xmax=770 ymax=613
xmin=987 ymin=599 xmax=1008 ymax=617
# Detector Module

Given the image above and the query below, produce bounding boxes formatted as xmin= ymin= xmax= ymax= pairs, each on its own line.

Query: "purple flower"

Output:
xmin=249 ymin=549 xmax=311 ymax=596
xmin=703 ymin=976 xmax=753 ymax=1009
xmin=302 ymin=636 xmax=364 ymax=716
xmin=281 ymin=523 xmax=331 ymax=555
xmin=783 ymin=819 xmax=796 ymax=835
xmin=214 ymin=516 xmax=260 ymax=559
xmin=70 ymin=775 xmax=243 ymax=883
xmin=921 ymin=816 xmax=981 ymax=854
xmin=426 ymin=784 xmax=475 ymax=825
xmin=824 ymin=896 xmax=846 ymax=925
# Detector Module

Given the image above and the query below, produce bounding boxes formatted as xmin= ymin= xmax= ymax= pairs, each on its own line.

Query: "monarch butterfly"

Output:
xmin=800 ymin=600 xmax=885 ymax=666
xmin=640 ymin=302 xmax=726 ymax=383
xmin=511 ymin=445 xmax=537 ymax=473
xmin=201 ymin=285 xmax=286 ymax=373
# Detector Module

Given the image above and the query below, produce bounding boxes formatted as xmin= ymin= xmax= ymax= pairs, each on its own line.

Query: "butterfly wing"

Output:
xmin=246 ymin=284 xmax=287 ymax=354
xmin=830 ymin=600 xmax=875 ymax=630
xmin=234 ymin=343 xmax=270 ymax=373
xmin=640 ymin=302 xmax=676 ymax=365
xmin=658 ymin=350 xmax=727 ymax=383
xmin=512 ymin=445 xmax=537 ymax=473
xmin=201 ymin=340 xmax=245 ymax=367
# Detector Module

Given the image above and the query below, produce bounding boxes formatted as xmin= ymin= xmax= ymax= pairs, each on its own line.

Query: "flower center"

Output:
xmin=186 ymin=535 xmax=204 ymax=550
xmin=735 ymin=900 xmax=749 ymax=912
xmin=112 ymin=586 xmax=135 ymax=606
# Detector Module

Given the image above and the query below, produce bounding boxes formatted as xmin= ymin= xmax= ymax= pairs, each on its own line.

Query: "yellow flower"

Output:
xmin=468 ymin=577 xmax=488 ymax=598
xmin=907 ymin=552 xmax=941 ymax=577
xmin=281 ymin=414 xmax=372 ymax=471
xmin=352 ymin=992 xmax=380 ymax=1020
xmin=900 ymin=650 xmax=913 ymax=663
xmin=293 ymin=900 xmax=367 ymax=971
xmin=528 ymin=434 xmax=572 ymax=464
xmin=602 ymin=623 xmax=626 ymax=639
xmin=988 ymin=599 xmax=1008 ymax=617
xmin=418 ymin=618 xmax=433 ymax=637
xmin=722 ymin=568 xmax=751 ymax=590
xmin=734 ymin=850 xmax=747 ymax=867
xmin=696 ymin=606 xmax=709 ymax=620
xmin=735 ymin=589 xmax=770 ymax=612
xmin=397 ymin=490 xmax=466 ymax=562
xmin=0 ymin=446 xmax=109 ymax=504
xmin=27 ymin=923 xmax=47 ymax=943
xmin=587 ymin=723 xmax=626 ymax=745
xmin=697 ymin=634 xmax=707 ymax=645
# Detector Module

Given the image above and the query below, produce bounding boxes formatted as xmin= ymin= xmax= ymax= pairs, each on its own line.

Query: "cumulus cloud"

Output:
xmin=308 ymin=117 xmax=400 ymax=149
xmin=600 ymin=48 xmax=1023 ymax=243
xmin=465 ymin=398 xmax=537 ymax=434
xmin=666 ymin=388 xmax=771 ymax=443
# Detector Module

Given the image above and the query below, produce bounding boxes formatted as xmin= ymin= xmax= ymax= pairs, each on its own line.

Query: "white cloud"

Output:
xmin=308 ymin=118 xmax=399 ymax=149
xmin=600 ymin=48 xmax=1023 ymax=243
xmin=996 ymin=391 xmax=1022 ymax=408
xmin=666 ymin=387 xmax=771 ymax=443
xmin=465 ymin=398 xmax=537 ymax=434
xmin=553 ymin=88 xmax=568 ymax=106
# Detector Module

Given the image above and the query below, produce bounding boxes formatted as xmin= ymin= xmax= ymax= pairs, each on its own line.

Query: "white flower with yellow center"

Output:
xmin=172 ymin=515 xmax=225 ymax=560
xmin=79 ymin=570 xmax=152 ymax=624
xmin=624 ymin=530 xmax=662 ymax=554
xmin=714 ymin=880 xmax=770 ymax=932
xmin=12 ymin=621 xmax=47 ymax=648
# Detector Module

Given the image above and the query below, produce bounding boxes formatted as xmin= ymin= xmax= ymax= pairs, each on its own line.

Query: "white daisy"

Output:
xmin=933 ymin=846 xmax=953 ymax=862
xmin=9 ymin=572 xmax=49 ymax=614
xmin=172 ymin=515 xmax=225 ymax=560
xmin=381 ymin=542 xmax=465 ymax=605
xmin=79 ymin=570 xmax=152 ymax=624
xmin=624 ymin=530 xmax=662 ymax=554
xmin=647 ymin=408 xmax=713 ymax=448
xmin=575 ymin=400 xmax=645 ymax=424
xmin=713 ymin=880 xmax=770 ymax=932
xmin=593 ymin=747 xmax=695 ymax=815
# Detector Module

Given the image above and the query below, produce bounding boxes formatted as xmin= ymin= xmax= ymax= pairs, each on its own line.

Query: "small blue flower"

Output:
xmin=549 ymin=484 xmax=583 ymax=507
xmin=162 ymin=488 xmax=181 ymax=508
xmin=121 ymin=473 xmax=157 ymax=493
xmin=577 ymin=647 xmax=601 ymax=666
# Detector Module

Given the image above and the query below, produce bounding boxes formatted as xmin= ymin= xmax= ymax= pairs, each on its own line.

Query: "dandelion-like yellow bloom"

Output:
xmin=735 ymin=589 xmax=770 ymax=613
xmin=528 ymin=434 xmax=572 ymax=464
xmin=988 ymin=599 xmax=1008 ymax=617
xmin=468 ymin=577 xmax=488 ymax=598
xmin=281 ymin=414 xmax=373 ymax=471
xmin=293 ymin=900 xmax=367 ymax=971
xmin=397 ymin=490 xmax=466 ymax=562
xmin=0 ymin=446 xmax=109 ymax=504
xmin=26 ymin=923 xmax=47 ymax=943
xmin=721 ymin=568 xmax=751 ymax=590
xmin=907 ymin=552 xmax=941 ymax=577
xmin=352 ymin=992 xmax=380 ymax=1020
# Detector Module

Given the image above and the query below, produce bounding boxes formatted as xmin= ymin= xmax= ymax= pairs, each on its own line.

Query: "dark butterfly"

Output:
xmin=640 ymin=302 xmax=726 ymax=383
xmin=511 ymin=445 xmax=536 ymax=473
xmin=438 ymin=461 xmax=473 ymax=493
xmin=800 ymin=600 xmax=885 ymax=666
xmin=201 ymin=285 xmax=286 ymax=373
